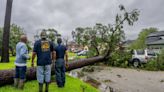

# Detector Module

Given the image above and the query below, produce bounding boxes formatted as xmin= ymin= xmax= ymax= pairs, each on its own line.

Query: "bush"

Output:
xmin=144 ymin=60 xmax=158 ymax=71
xmin=157 ymin=49 xmax=164 ymax=70
xmin=144 ymin=49 xmax=164 ymax=71
xmin=108 ymin=50 xmax=131 ymax=68
xmin=103 ymin=48 xmax=164 ymax=71
xmin=86 ymin=49 xmax=98 ymax=58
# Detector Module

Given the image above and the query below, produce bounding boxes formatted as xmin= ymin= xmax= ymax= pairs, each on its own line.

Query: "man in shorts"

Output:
xmin=14 ymin=35 xmax=30 ymax=89
xmin=31 ymin=31 xmax=55 ymax=92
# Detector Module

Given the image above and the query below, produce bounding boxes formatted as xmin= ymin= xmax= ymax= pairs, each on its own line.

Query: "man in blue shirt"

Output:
xmin=54 ymin=38 xmax=68 ymax=88
xmin=31 ymin=31 xmax=55 ymax=92
xmin=14 ymin=35 xmax=30 ymax=89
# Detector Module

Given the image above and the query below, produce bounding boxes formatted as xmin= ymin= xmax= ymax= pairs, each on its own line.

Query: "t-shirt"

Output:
xmin=33 ymin=39 xmax=54 ymax=66
xmin=54 ymin=44 xmax=67 ymax=59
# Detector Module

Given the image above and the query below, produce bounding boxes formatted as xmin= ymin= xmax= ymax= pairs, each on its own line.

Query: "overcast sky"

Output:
xmin=1 ymin=0 xmax=164 ymax=41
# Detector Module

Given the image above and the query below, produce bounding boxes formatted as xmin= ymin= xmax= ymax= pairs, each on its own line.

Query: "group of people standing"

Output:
xmin=14 ymin=31 xmax=68 ymax=92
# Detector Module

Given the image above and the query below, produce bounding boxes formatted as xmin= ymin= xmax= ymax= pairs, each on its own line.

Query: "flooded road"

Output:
xmin=69 ymin=66 xmax=164 ymax=92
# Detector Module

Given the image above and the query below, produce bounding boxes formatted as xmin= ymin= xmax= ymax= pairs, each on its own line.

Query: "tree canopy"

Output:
xmin=72 ymin=5 xmax=140 ymax=61
xmin=36 ymin=28 xmax=61 ymax=43
xmin=0 ymin=24 xmax=27 ymax=56
xmin=130 ymin=27 xmax=158 ymax=49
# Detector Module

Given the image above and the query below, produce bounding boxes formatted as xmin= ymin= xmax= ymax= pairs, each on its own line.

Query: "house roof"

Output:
xmin=122 ymin=40 xmax=135 ymax=44
xmin=145 ymin=36 xmax=161 ymax=44
xmin=147 ymin=39 xmax=164 ymax=45
xmin=146 ymin=31 xmax=164 ymax=45
xmin=148 ymin=31 xmax=164 ymax=37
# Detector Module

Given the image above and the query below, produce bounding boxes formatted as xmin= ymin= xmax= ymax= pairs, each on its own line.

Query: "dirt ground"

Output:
xmin=84 ymin=66 xmax=164 ymax=92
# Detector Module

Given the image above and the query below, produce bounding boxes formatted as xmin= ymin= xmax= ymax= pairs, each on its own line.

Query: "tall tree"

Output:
xmin=43 ymin=28 xmax=61 ymax=42
xmin=130 ymin=27 xmax=158 ymax=49
xmin=0 ymin=25 xmax=25 ymax=56
xmin=9 ymin=24 xmax=25 ymax=56
xmin=0 ymin=28 xmax=3 ymax=48
xmin=0 ymin=28 xmax=3 ymax=56
xmin=35 ymin=28 xmax=61 ymax=43
xmin=72 ymin=27 xmax=85 ymax=45
xmin=45 ymin=29 xmax=58 ymax=42
xmin=63 ymin=36 xmax=70 ymax=47
xmin=1 ymin=0 xmax=13 ymax=62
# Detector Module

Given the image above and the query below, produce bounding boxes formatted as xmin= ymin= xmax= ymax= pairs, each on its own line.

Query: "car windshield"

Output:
xmin=136 ymin=50 xmax=145 ymax=55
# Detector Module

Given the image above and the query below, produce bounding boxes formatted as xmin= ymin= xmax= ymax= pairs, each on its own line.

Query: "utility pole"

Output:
xmin=1 ymin=0 xmax=13 ymax=62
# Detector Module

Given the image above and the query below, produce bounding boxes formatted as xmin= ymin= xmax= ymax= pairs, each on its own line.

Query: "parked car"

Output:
xmin=77 ymin=50 xmax=88 ymax=56
xmin=129 ymin=49 xmax=157 ymax=67
xmin=73 ymin=49 xmax=82 ymax=53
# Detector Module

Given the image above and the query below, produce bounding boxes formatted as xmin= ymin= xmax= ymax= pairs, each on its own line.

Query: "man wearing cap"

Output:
xmin=31 ymin=31 xmax=55 ymax=92
xmin=54 ymin=38 xmax=68 ymax=88
xmin=14 ymin=35 xmax=30 ymax=89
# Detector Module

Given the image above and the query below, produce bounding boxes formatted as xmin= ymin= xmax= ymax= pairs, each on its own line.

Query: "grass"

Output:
xmin=0 ymin=52 xmax=86 ymax=70
xmin=68 ymin=52 xmax=86 ymax=60
xmin=0 ymin=56 xmax=32 ymax=70
xmin=68 ymin=52 xmax=77 ymax=57
xmin=0 ymin=52 xmax=99 ymax=92
xmin=0 ymin=75 xmax=99 ymax=92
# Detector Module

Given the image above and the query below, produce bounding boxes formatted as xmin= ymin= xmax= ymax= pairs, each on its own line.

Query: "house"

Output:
xmin=67 ymin=41 xmax=89 ymax=52
xmin=122 ymin=40 xmax=135 ymax=48
xmin=67 ymin=41 xmax=82 ymax=51
xmin=146 ymin=31 xmax=164 ymax=53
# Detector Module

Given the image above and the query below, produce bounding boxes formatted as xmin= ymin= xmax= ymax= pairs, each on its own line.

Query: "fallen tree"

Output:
xmin=0 ymin=5 xmax=140 ymax=87
xmin=0 ymin=56 xmax=104 ymax=86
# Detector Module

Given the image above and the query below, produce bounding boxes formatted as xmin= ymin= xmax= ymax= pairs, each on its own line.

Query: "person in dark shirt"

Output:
xmin=31 ymin=31 xmax=55 ymax=92
xmin=54 ymin=38 xmax=68 ymax=88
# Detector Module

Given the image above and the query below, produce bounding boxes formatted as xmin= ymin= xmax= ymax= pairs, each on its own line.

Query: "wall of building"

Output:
xmin=147 ymin=45 xmax=164 ymax=53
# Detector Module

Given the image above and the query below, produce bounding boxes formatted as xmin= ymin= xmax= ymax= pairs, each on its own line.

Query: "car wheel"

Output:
xmin=133 ymin=59 xmax=140 ymax=68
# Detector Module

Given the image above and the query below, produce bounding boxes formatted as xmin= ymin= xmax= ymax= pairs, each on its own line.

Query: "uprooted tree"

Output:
xmin=0 ymin=5 xmax=139 ymax=86
xmin=0 ymin=56 xmax=104 ymax=86
xmin=72 ymin=5 xmax=139 ymax=63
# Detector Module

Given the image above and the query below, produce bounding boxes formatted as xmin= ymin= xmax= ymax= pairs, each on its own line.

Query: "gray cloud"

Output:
xmin=1 ymin=0 xmax=164 ymax=41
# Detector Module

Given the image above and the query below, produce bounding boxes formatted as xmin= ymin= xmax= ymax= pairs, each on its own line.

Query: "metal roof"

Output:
xmin=145 ymin=37 xmax=161 ymax=44
xmin=148 ymin=31 xmax=164 ymax=37
xmin=147 ymin=39 xmax=164 ymax=45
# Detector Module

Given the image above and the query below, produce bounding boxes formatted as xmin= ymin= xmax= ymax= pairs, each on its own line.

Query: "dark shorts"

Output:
xmin=15 ymin=66 xmax=27 ymax=79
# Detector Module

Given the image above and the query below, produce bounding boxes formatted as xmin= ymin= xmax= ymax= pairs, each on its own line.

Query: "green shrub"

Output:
xmin=109 ymin=50 xmax=131 ymax=68
xmin=157 ymin=49 xmax=164 ymax=70
xmin=144 ymin=60 xmax=158 ymax=71
xmin=144 ymin=49 xmax=164 ymax=71
xmin=86 ymin=50 xmax=97 ymax=58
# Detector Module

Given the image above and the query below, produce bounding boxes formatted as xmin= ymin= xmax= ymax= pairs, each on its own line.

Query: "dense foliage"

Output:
xmin=0 ymin=24 xmax=27 ymax=56
xmin=130 ymin=27 xmax=158 ymax=49
xmin=41 ymin=28 xmax=61 ymax=43
xmin=72 ymin=5 xmax=139 ymax=64
xmin=144 ymin=49 xmax=164 ymax=71
xmin=109 ymin=50 xmax=131 ymax=68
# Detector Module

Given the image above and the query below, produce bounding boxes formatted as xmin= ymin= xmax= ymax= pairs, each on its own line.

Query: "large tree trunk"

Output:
xmin=0 ymin=56 xmax=104 ymax=86
xmin=1 ymin=0 xmax=13 ymax=62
